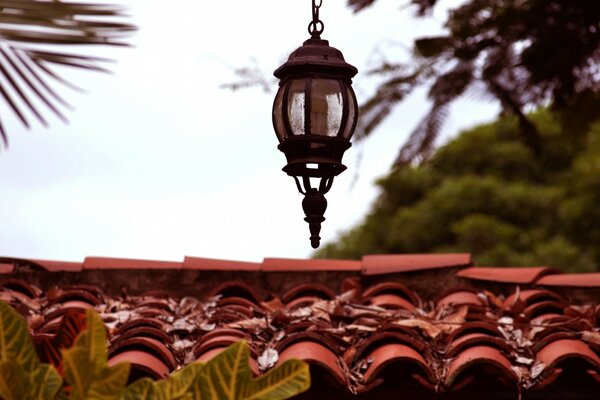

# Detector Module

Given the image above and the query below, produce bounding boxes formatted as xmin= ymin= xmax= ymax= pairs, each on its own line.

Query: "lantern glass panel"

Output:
xmin=310 ymin=79 xmax=343 ymax=137
xmin=342 ymin=85 xmax=357 ymax=139
xmin=287 ymin=79 xmax=306 ymax=136
xmin=273 ymin=85 xmax=286 ymax=141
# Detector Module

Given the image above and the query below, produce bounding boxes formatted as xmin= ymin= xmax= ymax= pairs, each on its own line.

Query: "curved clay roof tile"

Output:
xmin=445 ymin=345 xmax=518 ymax=388
xmin=281 ymin=283 xmax=336 ymax=303
xmin=362 ymin=343 xmax=432 ymax=384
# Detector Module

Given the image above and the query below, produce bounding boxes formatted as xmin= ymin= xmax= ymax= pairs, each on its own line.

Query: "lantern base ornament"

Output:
xmin=302 ymin=188 xmax=327 ymax=249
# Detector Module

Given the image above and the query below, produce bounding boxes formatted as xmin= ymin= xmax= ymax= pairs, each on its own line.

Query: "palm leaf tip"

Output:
xmin=0 ymin=0 xmax=136 ymax=148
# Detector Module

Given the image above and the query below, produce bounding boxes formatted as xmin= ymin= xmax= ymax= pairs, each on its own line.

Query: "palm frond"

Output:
xmin=395 ymin=102 xmax=448 ymax=166
xmin=394 ymin=61 xmax=474 ymax=166
xmin=0 ymin=0 xmax=136 ymax=147
xmin=355 ymin=61 xmax=433 ymax=142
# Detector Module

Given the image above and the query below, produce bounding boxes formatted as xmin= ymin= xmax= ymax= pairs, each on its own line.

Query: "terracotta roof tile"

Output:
xmin=1 ymin=254 xmax=600 ymax=396
xmin=83 ymin=257 xmax=181 ymax=270
xmin=445 ymin=345 xmax=518 ymax=387
xmin=262 ymin=257 xmax=361 ymax=272
xmin=183 ymin=256 xmax=260 ymax=271
xmin=362 ymin=253 xmax=471 ymax=275
xmin=537 ymin=273 xmax=600 ymax=287
xmin=277 ymin=341 xmax=347 ymax=386
xmin=536 ymin=339 xmax=600 ymax=372
xmin=0 ymin=263 xmax=13 ymax=274
xmin=456 ymin=266 xmax=554 ymax=284
xmin=362 ymin=343 xmax=431 ymax=384
xmin=31 ymin=259 xmax=83 ymax=272
xmin=108 ymin=350 xmax=170 ymax=379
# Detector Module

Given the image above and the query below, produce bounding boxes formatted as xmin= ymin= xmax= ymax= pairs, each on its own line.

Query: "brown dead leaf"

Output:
xmin=311 ymin=299 xmax=333 ymax=322
xmin=346 ymin=324 xmax=377 ymax=332
xmin=439 ymin=305 xmax=468 ymax=333
xmin=394 ymin=319 xmax=442 ymax=338
xmin=483 ymin=289 xmax=505 ymax=309
xmin=261 ymin=297 xmax=285 ymax=313
xmin=227 ymin=317 xmax=267 ymax=330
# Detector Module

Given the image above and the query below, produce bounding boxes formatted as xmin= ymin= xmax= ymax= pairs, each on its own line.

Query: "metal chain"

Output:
xmin=308 ymin=0 xmax=324 ymax=38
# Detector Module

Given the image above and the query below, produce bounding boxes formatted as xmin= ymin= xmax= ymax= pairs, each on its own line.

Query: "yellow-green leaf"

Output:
xmin=62 ymin=309 xmax=130 ymax=400
xmin=198 ymin=341 xmax=249 ymax=400
xmin=86 ymin=362 xmax=130 ymax=400
xmin=197 ymin=341 xmax=310 ymax=400
xmin=31 ymin=363 xmax=63 ymax=400
xmin=0 ymin=301 xmax=40 ymax=372
xmin=0 ymin=361 xmax=29 ymax=400
xmin=158 ymin=363 xmax=204 ymax=399
xmin=0 ymin=302 xmax=63 ymax=400
xmin=242 ymin=359 xmax=310 ymax=400
xmin=122 ymin=378 xmax=158 ymax=400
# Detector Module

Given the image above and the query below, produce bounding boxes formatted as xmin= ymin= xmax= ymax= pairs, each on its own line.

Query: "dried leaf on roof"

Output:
xmin=394 ymin=318 xmax=442 ymax=338
xmin=438 ymin=305 xmax=468 ymax=334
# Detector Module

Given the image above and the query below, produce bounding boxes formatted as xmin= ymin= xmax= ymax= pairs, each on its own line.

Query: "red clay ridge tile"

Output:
xmin=31 ymin=259 xmax=83 ymax=272
xmin=536 ymin=339 xmax=600 ymax=372
xmin=183 ymin=256 xmax=260 ymax=271
xmin=362 ymin=343 xmax=431 ymax=384
xmin=277 ymin=341 xmax=347 ymax=386
xmin=436 ymin=289 xmax=485 ymax=308
xmin=362 ymin=282 xmax=419 ymax=305
xmin=362 ymin=253 xmax=471 ymax=275
xmin=367 ymin=294 xmax=416 ymax=311
xmin=0 ymin=263 xmax=13 ymax=274
xmin=281 ymin=283 xmax=335 ymax=302
xmin=456 ymin=266 xmax=555 ymax=284
xmin=83 ymin=257 xmax=181 ymax=270
xmin=445 ymin=345 xmax=518 ymax=387
xmin=108 ymin=350 xmax=170 ymax=379
xmin=537 ymin=273 xmax=600 ymax=287
xmin=208 ymin=281 xmax=261 ymax=303
xmin=262 ymin=258 xmax=361 ymax=272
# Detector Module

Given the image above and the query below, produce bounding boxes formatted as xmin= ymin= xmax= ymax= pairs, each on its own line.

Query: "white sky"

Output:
xmin=0 ymin=0 xmax=498 ymax=263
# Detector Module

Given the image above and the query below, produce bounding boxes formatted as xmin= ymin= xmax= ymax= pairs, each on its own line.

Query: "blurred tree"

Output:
xmin=349 ymin=0 xmax=600 ymax=165
xmin=317 ymin=110 xmax=600 ymax=272
xmin=0 ymin=1 xmax=135 ymax=148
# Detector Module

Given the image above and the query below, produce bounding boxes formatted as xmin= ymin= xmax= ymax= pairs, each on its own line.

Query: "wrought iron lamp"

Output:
xmin=272 ymin=0 xmax=358 ymax=249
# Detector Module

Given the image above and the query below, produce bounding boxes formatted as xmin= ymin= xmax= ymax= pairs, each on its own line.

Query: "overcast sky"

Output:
xmin=0 ymin=0 xmax=498 ymax=263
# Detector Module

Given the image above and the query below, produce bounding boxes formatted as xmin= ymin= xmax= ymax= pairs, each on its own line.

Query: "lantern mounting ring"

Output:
xmin=308 ymin=0 xmax=324 ymax=38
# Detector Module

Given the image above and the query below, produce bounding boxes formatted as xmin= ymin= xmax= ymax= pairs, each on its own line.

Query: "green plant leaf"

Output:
xmin=198 ymin=341 xmax=310 ymax=400
xmin=62 ymin=309 xmax=130 ymax=400
xmin=242 ymin=359 xmax=310 ymax=400
xmin=0 ymin=361 xmax=29 ymax=400
xmin=158 ymin=362 xmax=204 ymax=400
xmin=31 ymin=363 xmax=63 ymax=400
xmin=0 ymin=301 xmax=40 ymax=372
xmin=0 ymin=302 xmax=63 ymax=399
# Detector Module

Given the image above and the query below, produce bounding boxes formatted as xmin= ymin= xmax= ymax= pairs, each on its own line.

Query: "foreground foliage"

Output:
xmin=318 ymin=110 xmax=600 ymax=272
xmin=0 ymin=302 xmax=310 ymax=399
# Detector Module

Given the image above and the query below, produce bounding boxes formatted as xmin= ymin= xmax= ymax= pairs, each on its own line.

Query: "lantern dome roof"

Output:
xmin=273 ymin=38 xmax=358 ymax=80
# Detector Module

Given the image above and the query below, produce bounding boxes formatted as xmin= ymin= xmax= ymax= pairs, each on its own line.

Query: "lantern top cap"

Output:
xmin=273 ymin=38 xmax=358 ymax=80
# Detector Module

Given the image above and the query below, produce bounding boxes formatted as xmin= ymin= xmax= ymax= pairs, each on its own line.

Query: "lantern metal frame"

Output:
xmin=272 ymin=0 xmax=358 ymax=248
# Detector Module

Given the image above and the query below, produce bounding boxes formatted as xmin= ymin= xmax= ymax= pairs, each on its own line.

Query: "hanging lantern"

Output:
xmin=272 ymin=0 xmax=358 ymax=248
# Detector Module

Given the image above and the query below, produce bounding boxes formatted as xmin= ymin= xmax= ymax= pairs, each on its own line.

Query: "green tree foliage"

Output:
xmin=317 ymin=110 xmax=600 ymax=272
xmin=349 ymin=0 xmax=600 ymax=164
